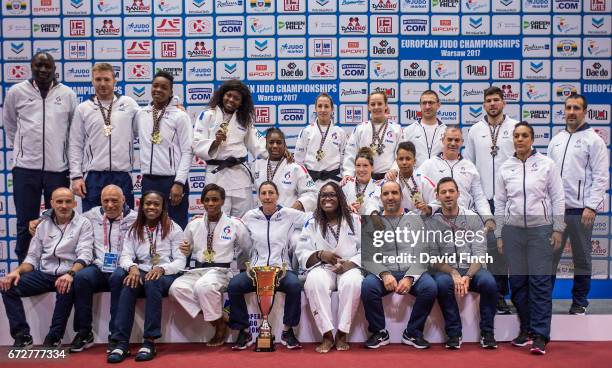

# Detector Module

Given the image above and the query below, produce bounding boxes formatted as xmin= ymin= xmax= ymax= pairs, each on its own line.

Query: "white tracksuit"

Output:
xmin=242 ymin=206 xmax=309 ymax=269
xmin=24 ymin=211 xmax=94 ymax=275
xmin=192 ymin=107 xmax=266 ymax=216
xmin=136 ymin=104 xmax=194 ymax=185
xmin=82 ymin=206 xmax=138 ymax=272
xmin=294 ymin=121 xmax=347 ymax=188
xmin=364 ymin=170 xmax=437 ymax=215
xmin=252 ymin=158 xmax=318 ymax=212
xmin=2 ymin=80 xmax=78 ymax=172
xmin=170 ymin=213 xmax=250 ymax=321
xmin=546 ymin=124 xmax=609 ymax=211
xmin=464 ymin=115 xmax=519 ymax=200
xmin=494 ymin=150 xmax=566 ymax=238
xmin=343 ymin=121 xmax=402 ymax=176
xmin=119 ymin=221 xmax=185 ymax=275
xmin=341 ymin=177 xmax=379 ymax=215
xmin=401 ymin=119 xmax=446 ymax=168
xmin=418 ymin=154 xmax=492 ymax=219
xmin=69 ymin=94 xmax=140 ymax=179
xmin=296 ymin=214 xmax=363 ymax=334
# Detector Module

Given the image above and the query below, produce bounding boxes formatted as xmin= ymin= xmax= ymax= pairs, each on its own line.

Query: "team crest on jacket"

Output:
xmin=221 ymin=225 xmax=232 ymax=240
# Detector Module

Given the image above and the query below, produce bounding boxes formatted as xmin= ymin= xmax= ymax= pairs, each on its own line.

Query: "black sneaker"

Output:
xmin=569 ymin=304 xmax=587 ymax=315
xmin=69 ymin=331 xmax=94 ymax=353
xmin=511 ymin=331 xmax=532 ymax=347
xmin=480 ymin=331 xmax=498 ymax=349
xmin=280 ymin=328 xmax=301 ymax=349
xmin=364 ymin=329 xmax=390 ymax=349
xmin=496 ymin=298 xmax=511 ymax=314
xmin=445 ymin=335 xmax=462 ymax=350
xmin=42 ymin=335 xmax=61 ymax=348
xmin=530 ymin=335 xmax=547 ymax=355
xmin=232 ymin=330 xmax=253 ymax=350
xmin=401 ymin=330 xmax=430 ymax=349
xmin=13 ymin=334 xmax=33 ymax=349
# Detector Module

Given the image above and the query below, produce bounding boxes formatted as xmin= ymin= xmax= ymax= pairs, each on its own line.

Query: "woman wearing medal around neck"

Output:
xmin=108 ymin=191 xmax=185 ymax=363
xmin=342 ymin=91 xmax=402 ymax=182
xmin=294 ymin=93 xmax=347 ymax=189
xmin=342 ymin=147 xmax=378 ymax=215
xmin=296 ymin=182 xmax=363 ymax=353
xmin=364 ymin=141 xmax=437 ymax=216
xmin=136 ymin=71 xmax=193 ymax=229
xmin=227 ymin=181 xmax=309 ymax=350
xmin=169 ymin=184 xmax=250 ymax=347
xmin=193 ymin=80 xmax=267 ymax=217
xmin=252 ymin=127 xmax=318 ymax=212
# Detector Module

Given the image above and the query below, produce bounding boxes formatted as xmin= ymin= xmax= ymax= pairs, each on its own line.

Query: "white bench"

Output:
xmin=1 ymin=292 xmax=610 ymax=345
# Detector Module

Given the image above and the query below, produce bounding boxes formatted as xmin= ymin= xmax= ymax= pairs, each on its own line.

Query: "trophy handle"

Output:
xmin=245 ymin=262 xmax=257 ymax=287
xmin=276 ymin=263 xmax=287 ymax=288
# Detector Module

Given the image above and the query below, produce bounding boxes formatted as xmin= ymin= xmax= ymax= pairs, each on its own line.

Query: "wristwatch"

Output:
xmin=66 ymin=270 xmax=76 ymax=277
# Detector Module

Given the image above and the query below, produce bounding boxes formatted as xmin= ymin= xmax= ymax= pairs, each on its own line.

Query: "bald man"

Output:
xmin=71 ymin=185 xmax=138 ymax=353
xmin=2 ymin=52 xmax=78 ymax=263
xmin=0 ymin=188 xmax=93 ymax=348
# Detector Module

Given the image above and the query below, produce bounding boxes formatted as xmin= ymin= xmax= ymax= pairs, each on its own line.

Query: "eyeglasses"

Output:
xmin=320 ymin=192 xmax=337 ymax=199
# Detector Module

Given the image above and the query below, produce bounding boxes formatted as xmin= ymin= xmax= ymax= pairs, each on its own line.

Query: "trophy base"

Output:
xmin=254 ymin=335 xmax=275 ymax=352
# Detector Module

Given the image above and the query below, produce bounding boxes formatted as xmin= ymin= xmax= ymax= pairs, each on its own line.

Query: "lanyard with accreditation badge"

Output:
xmin=102 ymin=214 xmax=124 ymax=273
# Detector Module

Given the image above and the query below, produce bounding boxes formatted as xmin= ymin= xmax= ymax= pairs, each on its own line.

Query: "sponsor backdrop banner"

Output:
xmin=0 ymin=0 xmax=610 ymax=298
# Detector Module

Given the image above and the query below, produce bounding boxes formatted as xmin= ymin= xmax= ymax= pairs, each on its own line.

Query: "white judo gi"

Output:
xmin=296 ymin=214 xmax=363 ymax=334
xmin=169 ymin=213 xmax=250 ymax=321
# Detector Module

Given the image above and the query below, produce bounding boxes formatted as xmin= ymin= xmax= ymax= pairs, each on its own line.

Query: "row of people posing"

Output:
xmin=1 ymin=179 xmax=495 ymax=363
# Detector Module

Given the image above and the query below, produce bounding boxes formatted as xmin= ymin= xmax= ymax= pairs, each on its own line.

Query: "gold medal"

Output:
xmin=103 ymin=124 xmax=113 ymax=137
xmin=220 ymin=121 xmax=229 ymax=134
xmin=151 ymin=253 xmax=161 ymax=265
xmin=316 ymin=149 xmax=325 ymax=161
xmin=356 ymin=194 xmax=364 ymax=205
xmin=203 ymin=249 xmax=216 ymax=263
xmin=369 ymin=143 xmax=378 ymax=155
xmin=151 ymin=131 xmax=162 ymax=144
xmin=411 ymin=191 xmax=423 ymax=204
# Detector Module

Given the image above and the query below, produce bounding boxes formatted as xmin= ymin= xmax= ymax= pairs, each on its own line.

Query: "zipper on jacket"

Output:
xmin=42 ymin=97 xmax=46 ymax=170
xmin=559 ymin=133 xmax=573 ymax=177
xmin=169 ymin=147 xmax=173 ymax=170
xmin=522 ymin=160 xmax=527 ymax=228
xmin=266 ymin=217 xmax=272 ymax=266
xmin=492 ymin=157 xmax=496 ymax=197
xmin=542 ymin=200 xmax=548 ymax=222
xmin=577 ymin=180 xmax=582 ymax=200
xmin=108 ymin=133 xmax=112 ymax=171
xmin=52 ymin=221 xmax=69 ymax=275
xmin=88 ymin=144 xmax=94 ymax=164
xmin=149 ymin=139 xmax=155 ymax=174
xmin=19 ymin=136 xmax=24 ymax=158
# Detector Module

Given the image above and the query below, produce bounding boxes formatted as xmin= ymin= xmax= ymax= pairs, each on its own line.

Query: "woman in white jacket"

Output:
xmin=342 ymin=147 xmax=378 ymax=215
xmin=296 ymin=182 xmax=363 ymax=353
xmin=192 ymin=80 xmax=266 ymax=217
xmin=107 ymin=191 xmax=185 ymax=363
xmin=494 ymin=122 xmax=565 ymax=356
xmin=227 ymin=181 xmax=309 ymax=350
